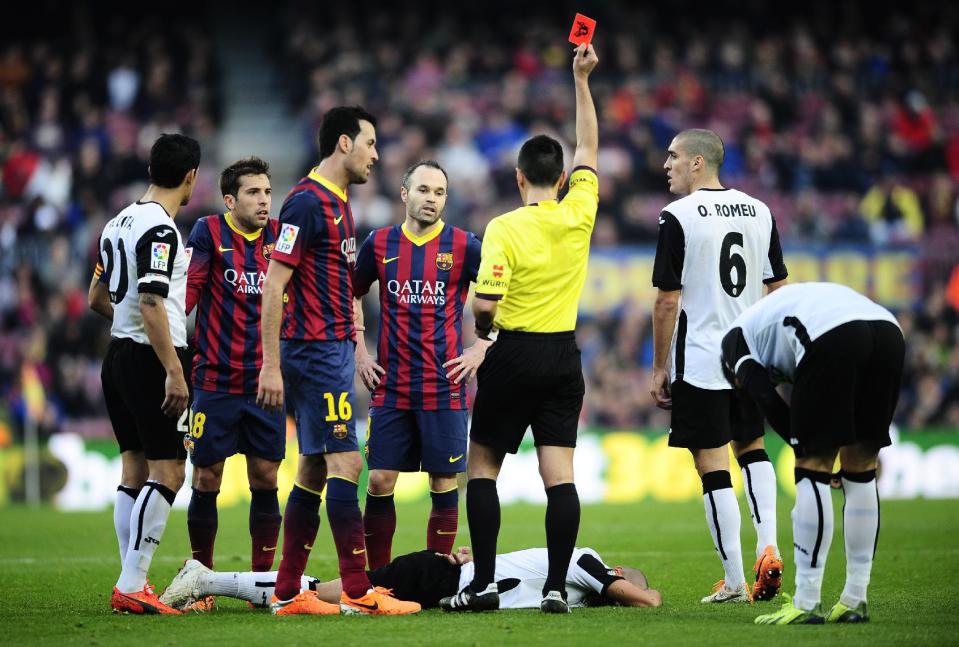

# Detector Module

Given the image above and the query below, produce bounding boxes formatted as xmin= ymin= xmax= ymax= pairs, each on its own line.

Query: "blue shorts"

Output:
xmin=281 ymin=339 xmax=358 ymax=456
xmin=366 ymin=406 xmax=468 ymax=473
xmin=186 ymin=389 xmax=286 ymax=466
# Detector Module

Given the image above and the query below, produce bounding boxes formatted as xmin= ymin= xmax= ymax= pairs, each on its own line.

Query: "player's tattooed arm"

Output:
xmin=87 ymin=272 xmax=113 ymax=321
xmin=354 ymin=298 xmax=385 ymax=391
xmin=139 ymin=292 xmax=188 ymax=418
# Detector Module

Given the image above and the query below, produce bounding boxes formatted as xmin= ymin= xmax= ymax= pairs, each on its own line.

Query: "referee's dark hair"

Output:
xmin=149 ymin=134 xmax=201 ymax=189
xmin=220 ymin=156 xmax=271 ymax=198
xmin=517 ymin=134 xmax=565 ymax=187
xmin=318 ymin=106 xmax=377 ymax=160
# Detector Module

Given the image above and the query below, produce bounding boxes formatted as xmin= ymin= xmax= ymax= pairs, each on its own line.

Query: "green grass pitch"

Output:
xmin=1 ymin=496 xmax=957 ymax=646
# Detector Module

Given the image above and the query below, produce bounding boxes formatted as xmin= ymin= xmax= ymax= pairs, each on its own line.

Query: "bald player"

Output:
xmin=649 ymin=129 xmax=789 ymax=604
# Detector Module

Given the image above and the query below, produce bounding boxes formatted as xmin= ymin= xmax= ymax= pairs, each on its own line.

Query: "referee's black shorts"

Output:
xmin=470 ymin=330 xmax=584 ymax=454
xmin=791 ymin=319 xmax=904 ymax=458
xmin=101 ymin=337 xmax=192 ymax=461
xmin=668 ymin=380 xmax=764 ymax=450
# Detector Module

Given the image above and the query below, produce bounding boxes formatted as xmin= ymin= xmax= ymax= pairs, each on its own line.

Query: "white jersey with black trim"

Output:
xmin=457 ymin=547 xmax=622 ymax=608
xmin=652 ymin=187 xmax=788 ymax=390
xmin=725 ymin=282 xmax=900 ymax=383
xmin=97 ymin=201 xmax=189 ymax=348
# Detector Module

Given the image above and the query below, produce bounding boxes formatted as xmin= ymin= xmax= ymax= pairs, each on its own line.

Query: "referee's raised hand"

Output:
xmin=572 ymin=43 xmax=598 ymax=77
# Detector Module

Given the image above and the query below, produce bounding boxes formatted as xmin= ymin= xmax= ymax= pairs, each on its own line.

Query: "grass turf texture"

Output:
xmin=1 ymin=497 xmax=957 ymax=646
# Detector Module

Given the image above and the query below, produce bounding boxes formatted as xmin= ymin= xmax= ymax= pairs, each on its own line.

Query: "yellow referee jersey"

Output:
xmin=475 ymin=167 xmax=599 ymax=332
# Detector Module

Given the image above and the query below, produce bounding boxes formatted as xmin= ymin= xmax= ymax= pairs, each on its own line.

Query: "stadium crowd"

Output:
xmin=2 ymin=1 xmax=959 ymax=445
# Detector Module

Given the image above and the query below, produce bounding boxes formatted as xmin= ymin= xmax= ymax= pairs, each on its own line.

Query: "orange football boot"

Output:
xmin=111 ymin=584 xmax=182 ymax=615
xmin=752 ymin=545 xmax=784 ymax=601
xmin=340 ymin=587 xmax=421 ymax=616
xmin=271 ymin=590 xmax=340 ymax=616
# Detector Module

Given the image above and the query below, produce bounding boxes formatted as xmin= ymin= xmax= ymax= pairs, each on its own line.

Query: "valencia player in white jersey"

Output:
xmin=721 ymin=283 xmax=903 ymax=625
xmin=161 ymin=545 xmax=662 ymax=611
xmin=649 ymin=129 xmax=788 ymax=604
xmin=88 ymin=133 xmax=201 ymax=615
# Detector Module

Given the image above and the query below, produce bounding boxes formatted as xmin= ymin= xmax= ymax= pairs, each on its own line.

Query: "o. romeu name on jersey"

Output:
xmin=270 ymin=169 xmax=357 ymax=342
xmin=696 ymin=203 xmax=758 ymax=218
xmin=354 ymin=221 xmax=481 ymax=410
xmin=186 ymin=212 xmax=280 ymax=393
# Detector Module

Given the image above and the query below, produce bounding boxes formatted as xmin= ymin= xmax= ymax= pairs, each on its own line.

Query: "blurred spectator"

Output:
xmin=860 ymin=173 xmax=925 ymax=245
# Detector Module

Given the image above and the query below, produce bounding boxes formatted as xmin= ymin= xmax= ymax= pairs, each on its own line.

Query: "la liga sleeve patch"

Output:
xmin=150 ymin=242 xmax=171 ymax=271
xmin=275 ymin=223 xmax=300 ymax=255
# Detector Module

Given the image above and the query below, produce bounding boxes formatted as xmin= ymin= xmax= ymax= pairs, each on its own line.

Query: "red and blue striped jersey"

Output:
xmin=354 ymin=221 xmax=482 ymax=410
xmin=271 ymin=169 xmax=357 ymax=342
xmin=186 ymin=212 xmax=280 ymax=394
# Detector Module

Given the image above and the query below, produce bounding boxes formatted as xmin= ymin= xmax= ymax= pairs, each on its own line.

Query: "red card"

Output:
xmin=568 ymin=13 xmax=596 ymax=46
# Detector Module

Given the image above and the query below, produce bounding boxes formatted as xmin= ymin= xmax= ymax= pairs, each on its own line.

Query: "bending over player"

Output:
xmin=162 ymin=546 xmax=662 ymax=611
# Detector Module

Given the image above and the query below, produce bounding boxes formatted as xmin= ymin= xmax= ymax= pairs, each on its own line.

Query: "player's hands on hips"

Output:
xmin=356 ymin=353 xmax=385 ymax=391
xmin=256 ymin=364 xmax=284 ymax=413
xmin=162 ymin=368 xmax=189 ymax=418
xmin=573 ymin=43 xmax=598 ymax=78
xmin=443 ymin=340 xmax=492 ymax=384
xmin=649 ymin=368 xmax=672 ymax=410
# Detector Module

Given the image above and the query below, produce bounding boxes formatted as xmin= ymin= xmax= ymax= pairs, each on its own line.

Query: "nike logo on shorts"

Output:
xmin=449 ymin=454 xmax=464 ymax=463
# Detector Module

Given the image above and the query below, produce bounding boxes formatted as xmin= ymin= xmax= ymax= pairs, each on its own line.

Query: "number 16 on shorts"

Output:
xmin=324 ymin=391 xmax=353 ymax=441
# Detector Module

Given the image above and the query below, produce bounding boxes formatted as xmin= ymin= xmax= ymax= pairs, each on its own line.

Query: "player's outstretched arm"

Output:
xmin=606 ymin=580 xmax=663 ymax=607
xmin=353 ymin=297 xmax=385 ymax=390
xmin=571 ymin=43 xmax=599 ymax=171
xmin=88 ymin=272 xmax=113 ymax=321
xmin=257 ymin=259 xmax=294 ymax=413
xmin=140 ymin=292 xmax=188 ymax=418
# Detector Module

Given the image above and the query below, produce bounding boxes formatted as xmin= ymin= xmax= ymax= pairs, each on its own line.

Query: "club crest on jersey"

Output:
xmin=262 ymin=243 xmax=274 ymax=259
xmin=151 ymin=242 xmax=170 ymax=271
xmin=275 ymin=224 xmax=299 ymax=254
xmin=333 ymin=423 xmax=348 ymax=439
xmin=436 ymin=252 xmax=454 ymax=271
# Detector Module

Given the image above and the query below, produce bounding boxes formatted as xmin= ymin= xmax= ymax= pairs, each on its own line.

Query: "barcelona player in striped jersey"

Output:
xmin=352 ymin=160 xmax=486 ymax=570
xmin=257 ymin=106 xmax=420 ymax=616
xmin=181 ymin=157 xmax=283 ymax=601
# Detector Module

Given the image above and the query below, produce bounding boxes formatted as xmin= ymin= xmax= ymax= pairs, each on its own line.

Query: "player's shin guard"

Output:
xmin=274 ymin=484 xmax=321 ymax=601
xmin=427 ymin=487 xmax=459 ymax=555
xmin=839 ymin=470 xmax=879 ymax=608
xmin=116 ymin=481 xmax=177 ymax=593
xmin=250 ymin=488 xmax=281 ymax=572
xmin=792 ymin=469 xmax=834 ymax=611
xmin=326 ymin=477 xmax=372 ymax=598
xmin=363 ymin=491 xmax=396 ymax=570
xmin=544 ymin=483 xmax=580 ymax=597
xmin=114 ymin=485 xmax=140 ymax=564
xmin=701 ymin=470 xmax=746 ymax=590
xmin=737 ymin=449 xmax=778 ymax=557
xmin=187 ymin=488 xmax=219 ymax=569
xmin=466 ymin=478 xmax=500 ymax=592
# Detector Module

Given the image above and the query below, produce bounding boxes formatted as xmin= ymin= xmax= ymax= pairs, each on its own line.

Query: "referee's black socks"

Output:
xmin=466 ymin=478 xmax=500 ymax=592
xmin=544 ymin=482 xmax=580 ymax=597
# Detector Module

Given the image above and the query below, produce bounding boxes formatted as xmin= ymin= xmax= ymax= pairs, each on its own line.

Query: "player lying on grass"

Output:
xmin=161 ymin=546 xmax=662 ymax=612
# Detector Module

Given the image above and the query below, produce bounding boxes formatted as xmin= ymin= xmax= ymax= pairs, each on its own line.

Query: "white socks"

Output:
xmin=792 ymin=471 xmax=833 ymax=611
xmin=116 ymin=481 xmax=176 ymax=593
xmin=202 ymin=571 xmax=319 ymax=606
xmin=702 ymin=471 xmax=745 ymax=591
xmin=114 ymin=486 xmax=139 ymax=565
xmin=738 ymin=454 xmax=779 ymax=558
xmin=840 ymin=471 xmax=880 ymax=607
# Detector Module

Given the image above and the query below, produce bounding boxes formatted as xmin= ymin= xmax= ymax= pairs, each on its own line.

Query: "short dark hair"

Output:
xmin=401 ymin=160 xmax=449 ymax=192
xmin=318 ymin=106 xmax=377 ymax=159
xmin=517 ymin=135 xmax=564 ymax=187
xmin=676 ymin=129 xmax=725 ymax=170
xmin=220 ymin=156 xmax=271 ymax=197
xmin=149 ymin=133 xmax=201 ymax=189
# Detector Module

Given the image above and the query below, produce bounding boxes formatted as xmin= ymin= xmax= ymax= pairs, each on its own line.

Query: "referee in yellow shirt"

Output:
xmin=440 ymin=43 xmax=599 ymax=615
